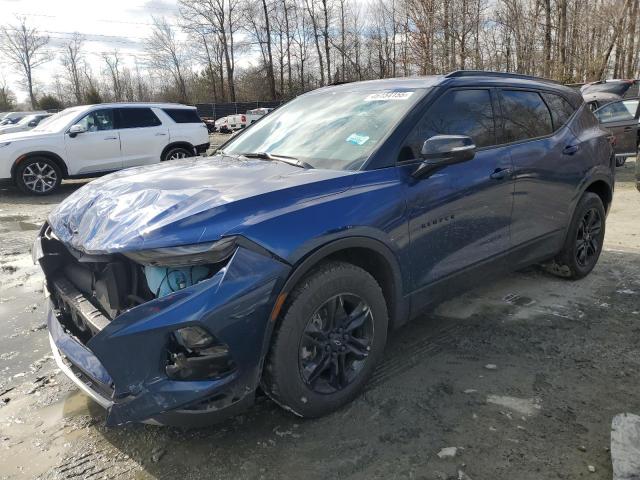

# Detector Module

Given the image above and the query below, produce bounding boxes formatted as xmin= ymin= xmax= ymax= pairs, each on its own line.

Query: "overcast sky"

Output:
xmin=0 ymin=0 xmax=182 ymax=103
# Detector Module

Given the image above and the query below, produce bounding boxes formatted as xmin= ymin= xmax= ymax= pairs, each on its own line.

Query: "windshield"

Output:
xmin=222 ymin=88 xmax=426 ymax=170
xmin=33 ymin=108 xmax=83 ymax=132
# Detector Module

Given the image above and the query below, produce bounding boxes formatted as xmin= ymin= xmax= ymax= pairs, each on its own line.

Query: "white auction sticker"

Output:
xmin=364 ymin=91 xmax=414 ymax=101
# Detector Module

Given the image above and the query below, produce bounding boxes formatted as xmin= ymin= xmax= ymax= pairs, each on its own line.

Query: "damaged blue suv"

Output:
xmin=35 ymin=71 xmax=614 ymax=426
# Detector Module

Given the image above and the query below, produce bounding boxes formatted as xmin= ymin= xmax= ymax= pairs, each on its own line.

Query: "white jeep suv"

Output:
xmin=0 ymin=103 xmax=210 ymax=195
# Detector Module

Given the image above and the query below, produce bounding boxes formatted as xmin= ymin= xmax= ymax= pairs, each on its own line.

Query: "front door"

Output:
xmin=594 ymin=99 xmax=639 ymax=156
xmin=399 ymin=88 xmax=514 ymax=309
xmin=64 ymin=108 xmax=122 ymax=174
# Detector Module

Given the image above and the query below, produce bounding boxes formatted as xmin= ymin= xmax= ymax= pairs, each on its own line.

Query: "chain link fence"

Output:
xmin=195 ymin=101 xmax=283 ymax=120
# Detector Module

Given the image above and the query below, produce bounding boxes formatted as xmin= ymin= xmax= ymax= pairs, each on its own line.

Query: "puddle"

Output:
xmin=0 ymin=221 xmax=41 ymax=232
xmin=0 ymin=215 xmax=41 ymax=232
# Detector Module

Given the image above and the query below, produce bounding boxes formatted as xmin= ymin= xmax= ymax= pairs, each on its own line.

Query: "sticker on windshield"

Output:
xmin=346 ymin=133 xmax=370 ymax=145
xmin=364 ymin=91 xmax=414 ymax=102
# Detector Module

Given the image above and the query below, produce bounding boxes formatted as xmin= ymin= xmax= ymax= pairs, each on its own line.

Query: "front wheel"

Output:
xmin=552 ymin=192 xmax=606 ymax=279
xmin=262 ymin=262 xmax=388 ymax=418
xmin=15 ymin=157 xmax=62 ymax=195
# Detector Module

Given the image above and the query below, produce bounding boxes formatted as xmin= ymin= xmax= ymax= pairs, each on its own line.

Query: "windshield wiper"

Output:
xmin=240 ymin=152 xmax=314 ymax=169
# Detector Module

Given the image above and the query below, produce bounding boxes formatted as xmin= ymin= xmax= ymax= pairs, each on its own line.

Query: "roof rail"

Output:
xmin=445 ymin=70 xmax=561 ymax=85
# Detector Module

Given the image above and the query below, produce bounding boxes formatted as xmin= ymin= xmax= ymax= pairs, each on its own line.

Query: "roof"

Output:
xmin=77 ymin=102 xmax=195 ymax=109
xmin=316 ymin=70 xmax=575 ymax=95
xmin=314 ymin=70 xmax=582 ymax=105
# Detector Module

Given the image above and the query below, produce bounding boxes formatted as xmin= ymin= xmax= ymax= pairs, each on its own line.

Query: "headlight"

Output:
xmin=0 ymin=142 xmax=11 ymax=148
xmin=123 ymin=236 xmax=237 ymax=266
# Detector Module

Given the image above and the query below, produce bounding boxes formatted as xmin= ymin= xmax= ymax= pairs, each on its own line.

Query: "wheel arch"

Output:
xmin=11 ymin=151 xmax=69 ymax=182
xmin=161 ymin=142 xmax=195 ymax=160
xmin=271 ymin=237 xmax=408 ymax=332
xmin=584 ymin=179 xmax=613 ymax=213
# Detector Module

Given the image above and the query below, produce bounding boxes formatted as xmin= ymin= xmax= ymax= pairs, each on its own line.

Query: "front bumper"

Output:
xmin=45 ymin=245 xmax=290 ymax=426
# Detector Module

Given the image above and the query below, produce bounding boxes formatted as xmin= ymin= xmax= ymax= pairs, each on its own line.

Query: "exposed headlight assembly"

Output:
xmin=123 ymin=236 xmax=237 ymax=267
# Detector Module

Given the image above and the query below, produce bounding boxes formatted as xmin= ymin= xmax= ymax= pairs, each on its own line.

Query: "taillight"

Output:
xmin=241 ymin=115 xmax=246 ymax=123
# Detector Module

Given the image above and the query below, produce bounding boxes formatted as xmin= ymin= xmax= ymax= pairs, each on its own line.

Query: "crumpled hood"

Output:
xmin=49 ymin=155 xmax=356 ymax=254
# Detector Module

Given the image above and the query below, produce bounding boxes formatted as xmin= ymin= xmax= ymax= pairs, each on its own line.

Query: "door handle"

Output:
xmin=623 ymin=126 xmax=633 ymax=132
xmin=563 ymin=145 xmax=579 ymax=155
xmin=490 ymin=167 xmax=512 ymax=180
xmin=104 ymin=136 xmax=118 ymax=140
xmin=155 ymin=133 xmax=167 ymax=136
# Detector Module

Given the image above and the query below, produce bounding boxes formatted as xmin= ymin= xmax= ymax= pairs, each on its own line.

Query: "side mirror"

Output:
xmin=68 ymin=124 xmax=86 ymax=138
xmin=412 ymin=135 xmax=476 ymax=179
xmin=28 ymin=121 xmax=37 ymax=127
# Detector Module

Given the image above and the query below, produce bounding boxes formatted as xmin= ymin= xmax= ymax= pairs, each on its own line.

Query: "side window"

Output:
xmin=398 ymin=89 xmax=496 ymax=161
xmin=117 ymin=108 xmax=162 ymax=129
xmin=501 ymin=90 xmax=553 ymax=142
xmin=622 ymin=99 xmax=639 ymax=117
xmin=75 ymin=109 xmax=114 ymax=132
xmin=594 ymin=101 xmax=636 ymax=123
xmin=163 ymin=108 xmax=202 ymax=123
xmin=541 ymin=92 xmax=576 ymax=130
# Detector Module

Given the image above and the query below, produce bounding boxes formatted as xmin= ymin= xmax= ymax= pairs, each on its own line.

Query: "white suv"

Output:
xmin=0 ymin=103 xmax=210 ymax=195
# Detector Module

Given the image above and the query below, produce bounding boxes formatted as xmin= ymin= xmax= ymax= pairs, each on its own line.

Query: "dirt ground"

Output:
xmin=0 ymin=155 xmax=638 ymax=480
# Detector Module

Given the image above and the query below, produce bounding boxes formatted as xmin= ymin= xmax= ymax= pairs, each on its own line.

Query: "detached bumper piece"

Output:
xmin=48 ymin=309 xmax=115 ymax=409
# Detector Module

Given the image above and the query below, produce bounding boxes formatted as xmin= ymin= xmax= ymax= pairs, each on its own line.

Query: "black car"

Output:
xmin=593 ymin=98 xmax=639 ymax=166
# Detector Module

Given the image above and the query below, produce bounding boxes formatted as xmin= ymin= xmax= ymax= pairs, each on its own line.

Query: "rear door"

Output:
xmin=64 ymin=108 xmax=122 ymax=174
xmin=593 ymin=99 xmax=639 ymax=156
xmin=117 ymin=107 xmax=169 ymax=167
xmin=502 ymin=89 xmax=584 ymax=262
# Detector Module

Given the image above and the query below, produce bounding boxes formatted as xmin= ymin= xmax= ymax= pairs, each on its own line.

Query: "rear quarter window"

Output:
xmin=163 ymin=109 xmax=202 ymax=123
xmin=541 ymin=93 xmax=577 ymax=130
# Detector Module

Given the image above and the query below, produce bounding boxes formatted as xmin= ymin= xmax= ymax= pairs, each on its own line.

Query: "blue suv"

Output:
xmin=35 ymin=71 xmax=614 ymax=426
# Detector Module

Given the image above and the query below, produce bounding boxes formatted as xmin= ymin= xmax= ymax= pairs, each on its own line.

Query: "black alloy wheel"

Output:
xmin=299 ymin=293 xmax=374 ymax=394
xmin=262 ymin=261 xmax=388 ymax=418
xmin=575 ymin=208 xmax=602 ymax=268
xmin=551 ymin=191 xmax=606 ymax=279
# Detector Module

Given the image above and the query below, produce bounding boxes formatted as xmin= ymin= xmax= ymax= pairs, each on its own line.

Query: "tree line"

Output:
xmin=0 ymin=0 xmax=638 ymax=110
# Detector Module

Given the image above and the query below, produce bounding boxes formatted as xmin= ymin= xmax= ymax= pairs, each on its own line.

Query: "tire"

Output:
xmin=262 ymin=261 xmax=388 ymax=418
xmin=162 ymin=146 xmax=194 ymax=161
xmin=15 ymin=157 xmax=62 ymax=195
xmin=615 ymin=156 xmax=627 ymax=167
xmin=552 ymin=192 xmax=606 ymax=279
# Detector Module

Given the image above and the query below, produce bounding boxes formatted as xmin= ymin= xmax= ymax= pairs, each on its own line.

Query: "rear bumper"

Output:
xmin=195 ymin=142 xmax=210 ymax=155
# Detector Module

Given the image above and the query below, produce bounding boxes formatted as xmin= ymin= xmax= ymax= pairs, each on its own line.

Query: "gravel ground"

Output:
xmin=0 ymin=154 xmax=638 ymax=480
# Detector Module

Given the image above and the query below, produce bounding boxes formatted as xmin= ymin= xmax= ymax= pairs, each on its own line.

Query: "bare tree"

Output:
xmin=0 ymin=18 xmax=49 ymax=108
xmin=146 ymin=16 xmax=189 ymax=102
xmin=103 ymin=51 xmax=125 ymax=101
xmin=60 ymin=33 xmax=85 ymax=105
xmin=0 ymin=75 xmax=17 ymax=110
xmin=180 ymin=0 xmax=241 ymax=101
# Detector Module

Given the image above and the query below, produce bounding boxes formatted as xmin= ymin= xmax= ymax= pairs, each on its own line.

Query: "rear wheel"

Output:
xmin=15 ymin=157 xmax=62 ymax=195
xmin=615 ymin=156 xmax=627 ymax=167
xmin=162 ymin=146 xmax=194 ymax=161
xmin=262 ymin=262 xmax=388 ymax=418
xmin=551 ymin=192 xmax=605 ymax=279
